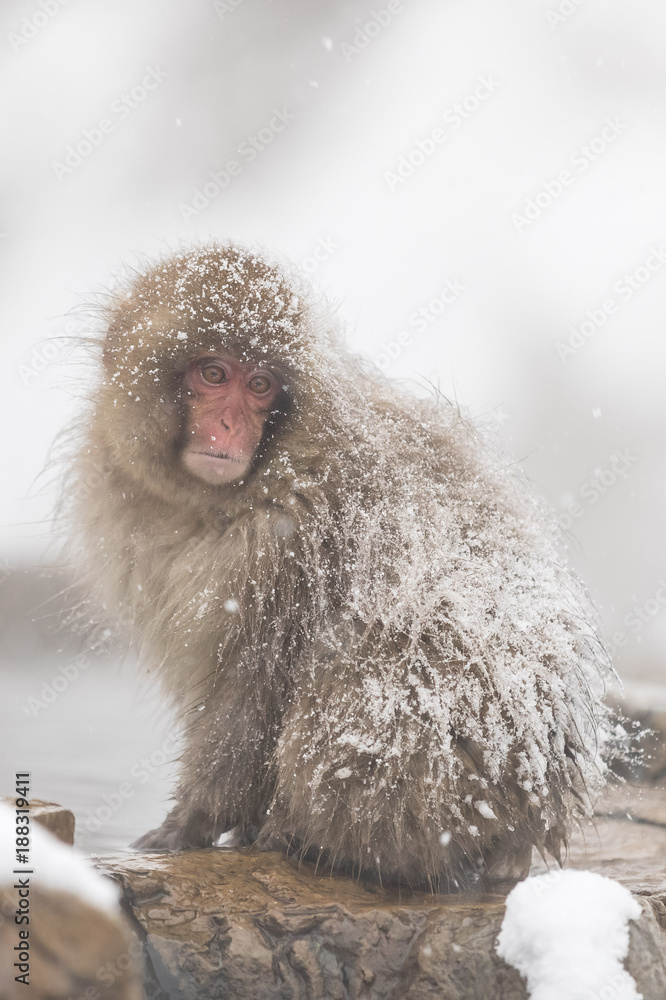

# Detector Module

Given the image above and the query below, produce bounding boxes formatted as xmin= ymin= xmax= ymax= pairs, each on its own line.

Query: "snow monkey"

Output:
xmin=65 ymin=242 xmax=613 ymax=891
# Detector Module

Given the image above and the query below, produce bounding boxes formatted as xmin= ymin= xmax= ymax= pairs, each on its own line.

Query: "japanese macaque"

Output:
xmin=64 ymin=242 xmax=613 ymax=891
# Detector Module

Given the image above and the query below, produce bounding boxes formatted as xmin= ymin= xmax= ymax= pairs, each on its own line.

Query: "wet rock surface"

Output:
xmin=0 ymin=797 xmax=75 ymax=845
xmin=100 ymin=850 xmax=525 ymax=1000
xmin=99 ymin=784 xmax=666 ymax=1000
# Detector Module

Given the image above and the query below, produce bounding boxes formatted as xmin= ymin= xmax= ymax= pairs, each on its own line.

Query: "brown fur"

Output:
xmin=62 ymin=242 xmax=612 ymax=891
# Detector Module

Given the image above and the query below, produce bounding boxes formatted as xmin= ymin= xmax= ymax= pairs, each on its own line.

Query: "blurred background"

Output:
xmin=1 ymin=0 xmax=664 ymax=852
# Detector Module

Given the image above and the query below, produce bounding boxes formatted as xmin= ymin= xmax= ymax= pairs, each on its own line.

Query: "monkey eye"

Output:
xmin=248 ymin=373 xmax=273 ymax=395
xmin=200 ymin=362 xmax=227 ymax=385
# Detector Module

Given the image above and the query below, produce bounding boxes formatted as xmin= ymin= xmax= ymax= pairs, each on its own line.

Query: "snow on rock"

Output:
xmin=496 ymin=869 xmax=642 ymax=1000
xmin=0 ymin=802 xmax=119 ymax=914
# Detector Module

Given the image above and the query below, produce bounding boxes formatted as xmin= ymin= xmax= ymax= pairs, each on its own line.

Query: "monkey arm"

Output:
xmin=133 ymin=507 xmax=307 ymax=851
xmin=133 ymin=663 xmax=284 ymax=850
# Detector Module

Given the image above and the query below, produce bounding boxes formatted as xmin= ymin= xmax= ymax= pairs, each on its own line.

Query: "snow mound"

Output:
xmin=496 ymin=869 xmax=642 ymax=1000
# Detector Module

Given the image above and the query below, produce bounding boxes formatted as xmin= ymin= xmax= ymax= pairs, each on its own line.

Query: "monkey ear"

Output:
xmin=271 ymin=385 xmax=291 ymax=418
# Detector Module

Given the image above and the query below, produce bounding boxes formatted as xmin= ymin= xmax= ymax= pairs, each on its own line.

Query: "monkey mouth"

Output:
xmin=195 ymin=450 xmax=243 ymax=463
xmin=183 ymin=449 xmax=250 ymax=484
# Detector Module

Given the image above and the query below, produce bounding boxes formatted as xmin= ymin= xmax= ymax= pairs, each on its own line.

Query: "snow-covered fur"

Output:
xmin=64 ymin=242 xmax=612 ymax=890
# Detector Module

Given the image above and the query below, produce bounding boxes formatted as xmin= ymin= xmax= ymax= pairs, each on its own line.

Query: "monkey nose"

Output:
xmin=219 ymin=413 xmax=244 ymax=437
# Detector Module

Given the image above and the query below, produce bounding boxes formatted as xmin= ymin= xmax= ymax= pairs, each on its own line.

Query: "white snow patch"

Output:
xmin=496 ymin=870 xmax=642 ymax=1000
xmin=0 ymin=803 xmax=119 ymax=915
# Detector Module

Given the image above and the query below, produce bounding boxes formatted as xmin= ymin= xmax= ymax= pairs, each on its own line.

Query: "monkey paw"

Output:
xmin=131 ymin=815 xmax=216 ymax=852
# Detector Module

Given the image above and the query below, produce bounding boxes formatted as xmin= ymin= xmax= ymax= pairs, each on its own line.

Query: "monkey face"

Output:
xmin=181 ymin=355 xmax=284 ymax=484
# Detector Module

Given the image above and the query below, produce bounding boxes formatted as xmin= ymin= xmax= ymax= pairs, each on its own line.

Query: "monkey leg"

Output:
xmin=132 ymin=676 xmax=281 ymax=852
xmin=256 ymin=654 xmax=540 ymax=890
xmin=257 ymin=708 xmax=453 ymax=887
xmin=260 ymin=721 xmax=535 ymax=889
xmin=254 ymin=687 xmax=456 ymax=887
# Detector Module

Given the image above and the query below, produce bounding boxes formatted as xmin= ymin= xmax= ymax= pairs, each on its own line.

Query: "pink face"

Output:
xmin=181 ymin=356 xmax=284 ymax=484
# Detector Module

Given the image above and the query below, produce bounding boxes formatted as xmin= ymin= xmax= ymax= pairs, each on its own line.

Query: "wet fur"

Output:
xmin=63 ymin=242 xmax=612 ymax=891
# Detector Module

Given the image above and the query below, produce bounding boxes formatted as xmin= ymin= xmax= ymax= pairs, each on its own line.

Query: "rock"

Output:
xmin=0 ymin=802 xmax=141 ymax=1000
xmin=100 ymin=849 xmax=526 ymax=1000
xmin=99 ymin=783 xmax=666 ymax=1000
xmin=0 ymin=798 xmax=75 ymax=845
xmin=532 ymin=783 xmax=666 ymax=896
xmin=0 ymin=887 xmax=143 ymax=1000
xmin=30 ymin=800 xmax=75 ymax=845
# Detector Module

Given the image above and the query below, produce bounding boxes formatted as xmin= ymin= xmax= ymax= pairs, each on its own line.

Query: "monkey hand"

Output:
xmin=131 ymin=804 xmax=218 ymax=852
